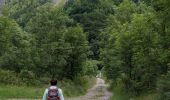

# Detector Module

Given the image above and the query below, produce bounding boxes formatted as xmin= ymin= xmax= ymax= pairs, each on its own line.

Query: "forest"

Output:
xmin=0 ymin=0 xmax=170 ymax=100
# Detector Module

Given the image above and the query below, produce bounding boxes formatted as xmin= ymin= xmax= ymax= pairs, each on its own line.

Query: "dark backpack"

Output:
xmin=47 ymin=87 xmax=60 ymax=100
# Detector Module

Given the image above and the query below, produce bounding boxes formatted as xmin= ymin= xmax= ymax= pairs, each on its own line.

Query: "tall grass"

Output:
xmin=0 ymin=85 xmax=44 ymax=99
xmin=111 ymin=85 xmax=130 ymax=100
xmin=111 ymin=87 xmax=158 ymax=100
xmin=60 ymin=76 xmax=96 ymax=97
xmin=133 ymin=93 xmax=159 ymax=100
xmin=0 ymin=76 xmax=96 ymax=99
xmin=110 ymin=82 xmax=158 ymax=100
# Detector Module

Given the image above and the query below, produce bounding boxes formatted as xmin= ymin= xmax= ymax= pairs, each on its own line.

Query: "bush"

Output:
xmin=0 ymin=69 xmax=19 ymax=85
xmin=58 ymin=76 xmax=96 ymax=97
xmin=111 ymin=78 xmax=130 ymax=100
xmin=74 ymin=76 xmax=96 ymax=91
xmin=82 ymin=60 xmax=98 ymax=76
xmin=157 ymin=72 xmax=170 ymax=100
xmin=57 ymin=79 xmax=85 ymax=97
xmin=0 ymin=69 xmax=40 ymax=86
xmin=19 ymin=70 xmax=40 ymax=86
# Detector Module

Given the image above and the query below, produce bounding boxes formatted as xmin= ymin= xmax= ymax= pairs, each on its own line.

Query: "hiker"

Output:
xmin=42 ymin=79 xmax=64 ymax=100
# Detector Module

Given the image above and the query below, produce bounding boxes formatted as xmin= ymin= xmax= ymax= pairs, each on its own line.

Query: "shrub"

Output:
xmin=0 ymin=69 xmax=19 ymax=85
xmin=19 ymin=70 xmax=40 ymax=86
xmin=157 ymin=72 xmax=170 ymax=100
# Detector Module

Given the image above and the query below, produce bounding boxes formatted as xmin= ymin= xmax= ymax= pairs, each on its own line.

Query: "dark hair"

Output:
xmin=50 ymin=80 xmax=57 ymax=86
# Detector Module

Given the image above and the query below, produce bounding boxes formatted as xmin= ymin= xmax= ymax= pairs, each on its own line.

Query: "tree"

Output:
xmin=65 ymin=0 xmax=114 ymax=59
xmin=64 ymin=26 xmax=89 ymax=79
xmin=154 ymin=0 xmax=170 ymax=74
xmin=100 ymin=0 xmax=162 ymax=96
xmin=4 ymin=0 xmax=51 ymax=27
xmin=26 ymin=4 xmax=89 ymax=79
xmin=26 ymin=4 xmax=71 ymax=78
xmin=157 ymin=71 xmax=170 ymax=100
xmin=0 ymin=16 xmax=32 ymax=73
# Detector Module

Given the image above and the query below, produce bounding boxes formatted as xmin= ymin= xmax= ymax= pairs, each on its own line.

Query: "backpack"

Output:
xmin=47 ymin=87 xmax=60 ymax=100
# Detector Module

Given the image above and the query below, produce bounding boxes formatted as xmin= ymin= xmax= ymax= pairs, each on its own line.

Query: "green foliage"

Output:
xmin=26 ymin=4 xmax=72 ymax=78
xmin=72 ymin=76 xmax=96 ymax=95
xmin=19 ymin=70 xmax=40 ymax=86
xmin=26 ymin=4 xmax=89 ymax=79
xmin=0 ymin=17 xmax=32 ymax=73
xmin=64 ymin=26 xmax=89 ymax=79
xmin=111 ymin=82 xmax=130 ymax=100
xmin=82 ymin=60 xmax=98 ymax=76
xmin=157 ymin=70 xmax=170 ymax=100
xmin=154 ymin=0 xmax=170 ymax=74
xmin=1 ymin=0 xmax=170 ymax=99
xmin=0 ymin=76 xmax=96 ymax=99
xmin=5 ymin=0 xmax=52 ymax=27
xmin=101 ymin=0 xmax=170 ymax=97
xmin=1 ymin=0 xmax=95 ymax=88
xmin=65 ymin=0 xmax=114 ymax=59
xmin=0 ymin=85 xmax=44 ymax=99
xmin=0 ymin=70 xmax=19 ymax=85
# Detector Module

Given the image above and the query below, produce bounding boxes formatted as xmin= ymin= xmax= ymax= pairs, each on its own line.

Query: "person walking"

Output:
xmin=42 ymin=79 xmax=64 ymax=100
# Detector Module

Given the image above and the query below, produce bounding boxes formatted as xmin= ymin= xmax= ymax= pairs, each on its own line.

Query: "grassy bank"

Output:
xmin=111 ymin=86 xmax=159 ymax=100
xmin=0 ymin=76 xmax=96 ymax=99
xmin=112 ymin=92 xmax=158 ymax=100
xmin=0 ymin=85 xmax=44 ymax=99
xmin=133 ymin=93 xmax=159 ymax=100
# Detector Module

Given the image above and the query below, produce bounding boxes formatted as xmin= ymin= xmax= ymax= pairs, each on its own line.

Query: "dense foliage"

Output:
xmin=4 ymin=0 xmax=52 ymax=27
xmin=0 ymin=0 xmax=169 ymax=99
xmin=65 ymin=0 xmax=114 ymax=59
xmin=100 ymin=0 xmax=170 ymax=99
xmin=0 ymin=0 xmax=97 ymax=86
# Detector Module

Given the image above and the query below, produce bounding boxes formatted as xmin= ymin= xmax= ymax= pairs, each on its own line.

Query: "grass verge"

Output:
xmin=134 ymin=94 xmax=159 ymax=100
xmin=0 ymin=76 xmax=96 ymax=99
xmin=111 ymin=87 xmax=158 ymax=100
xmin=0 ymin=85 xmax=44 ymax=99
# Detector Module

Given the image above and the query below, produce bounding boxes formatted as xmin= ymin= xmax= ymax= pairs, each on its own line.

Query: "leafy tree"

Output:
xmin=65 ymin=0 xmax=114 ymax=59
xmin=0 ymin=16 xmax=32 ymax=73
xmin=64 ymin=26 xmax=89 ymax=79
xmin=4 ymin=0 xmax=52 ymax=27
xmin=154 ymin=0 xmax=170 ymax=74
xmin=26 ymin=4 xmax=71 ymax=78
xmin=100 ymin=0 xmax=164 ymax=96
xmin=157 ymin=71 xmax=170 ymax=100
xmin=26 ymin=4 xmax=89 ymax=79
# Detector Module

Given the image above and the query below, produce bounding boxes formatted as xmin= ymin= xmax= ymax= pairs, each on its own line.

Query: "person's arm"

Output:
xmin=42 ymin=89 xmax=48 ymax=100
xmin=58 ymin=88 xmax=64 ymax=100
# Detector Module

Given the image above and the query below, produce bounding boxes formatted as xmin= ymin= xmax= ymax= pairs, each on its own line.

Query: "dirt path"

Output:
xmin=66 ymin=78 xmax=112 ymax=100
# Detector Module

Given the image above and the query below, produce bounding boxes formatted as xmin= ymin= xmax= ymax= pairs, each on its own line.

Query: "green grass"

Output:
xmin=0 ymin=76 xmax=96 ymax=99
xmin=111 ymin=86 xmax=158 ymax=100
xmin=111 ymin=91 xmax=129 ymax=100
xmin=0 ymin=85 xmax=44 ymax=99
xmin=112 ymin=92 xmax=158 ymax=100
xmin=132 ymin=93 xmax=159 ymax=100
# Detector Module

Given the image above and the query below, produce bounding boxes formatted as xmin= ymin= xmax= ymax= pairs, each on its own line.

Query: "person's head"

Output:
xmin=50 ymin=79 xmax=57 ymax=86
